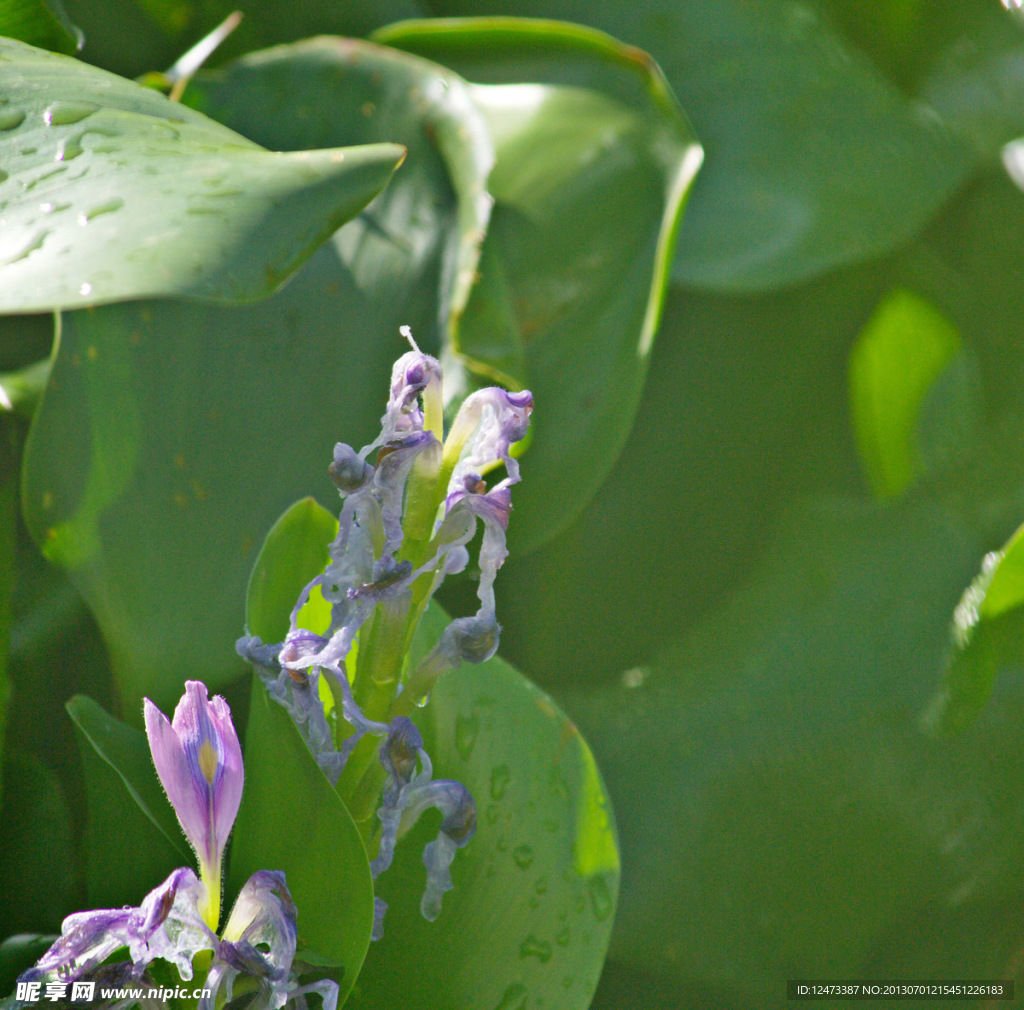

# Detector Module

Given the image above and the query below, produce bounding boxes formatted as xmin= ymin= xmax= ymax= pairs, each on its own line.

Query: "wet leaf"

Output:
xmin=0 ymin=38 xmax=404 ymax=313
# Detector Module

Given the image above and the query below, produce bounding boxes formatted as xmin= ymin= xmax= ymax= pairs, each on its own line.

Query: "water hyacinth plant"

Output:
xmin=239 ymin=330 xmax=533 ymax=937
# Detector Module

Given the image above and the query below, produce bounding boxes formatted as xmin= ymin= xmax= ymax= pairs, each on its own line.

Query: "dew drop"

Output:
xmin=490 ymin=764 xmax=511 ymax=801
xmin=55 ymin=134 xmax=84 ymax=161
xmin=455 ymin=713 xmax=480 ymax=761
xmin=588 ymin=875 xmax=613 ymax=921
xmin=512 ymin=844 xmax=534 ymax=870
xmin=485 ymin=804 xmax=499 ymax=826
xmin=78 ymin=197 xmax=124 ymax=225
xmin=535 ymin=875 xmax=548 ymax=895
xmin=4 ymin=228 xmax=49 ymax=265
xmin=43 ymin=101 xmax=98 ymax=126
xmin=492 ymin=983 xmax=527 ymax=1010
xmin=519 ymin=936 xmax=552 ymax=963
xmin=555 ymin=924 xmax=570 ymax=947
xmin=0 ymin=110 xmax=25 ymax=131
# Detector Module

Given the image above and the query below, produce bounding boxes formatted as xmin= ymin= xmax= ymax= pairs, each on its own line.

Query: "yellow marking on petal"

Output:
xmin=198 ymin=739 xmax=218 ymax=784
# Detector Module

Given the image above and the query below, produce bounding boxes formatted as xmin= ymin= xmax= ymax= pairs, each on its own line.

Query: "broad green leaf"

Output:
xmin=65 ymin=695 xmax=184 ymax=909
xmin=0 ymin=38 xmax=405 ymax=313
xmin=849 ymin=288 xmax=963 ymax=500
xmin=21 ymin=37 xmax=495 ymax=711
xmin=245 ymin=497 xmax=338 ymax=646
xmin=421 ymin=2 xmax=973 ymax=292
xmin=923 ymin=523 xmax=1024 ymax=734
xmin=557 ymin=498 xmax=1024 ymax=1005
xmin=374 ymin=18 xmax=702 ymax=551
xmin=65 ymin=694 xmax=189 ymax=861
xmin=186 ymin=37 xmax=494 ymax=348
xmin=229 ymin=679 xmax=374 ymax=998
xmin=0 ymin=752 xmax=77 ymax=934
xmin=0 ymin=0 xmax=81 ymax=54
xmin=980 ymin=523 xmax=1024 ymax=619
xmin=349 ymin=602 xmax=619 ymax=1010
xmin=56 ymin=0 xmax=428 ymax=80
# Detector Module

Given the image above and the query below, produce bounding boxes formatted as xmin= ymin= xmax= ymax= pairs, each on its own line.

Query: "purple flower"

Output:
xmin=144 ymin=681 xmax=243 ymax=929
xmin=18 ymin=868 xmax=334 ymax=1010
xmin=19 ymin=867 xmax=215 ymax=989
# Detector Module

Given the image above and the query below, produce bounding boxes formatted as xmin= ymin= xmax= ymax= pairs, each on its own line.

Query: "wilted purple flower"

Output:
xmin=19 ymin=868 xmax=331 ymax=1010
xmin=18 ymin=868 xmax=213 ymax=988
xmin=238 ymin=330 xmax=532 ymax=937
xmin=144 ymin=680 xmax=243 ymax=930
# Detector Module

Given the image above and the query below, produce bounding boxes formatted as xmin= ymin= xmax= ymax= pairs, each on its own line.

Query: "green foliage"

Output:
xmin=0 ymin=39 xmax=404 ymax=312
xmin=231 ymin=682 xmax=375 ymax=1000
xmin=0 ymin=0 xmax=80 ymax=55
xmin=351 ymin=603 xmax=619 ymax=1010
xmin=245 ymin=497 xmax=338 ymax=646
xmin=423 ymin=0 xmax=973 ymax=291
xmin=376 ymin=19 xmax=702 ymax=549
xmin=925 ymin=523 xmax=1024 ymax=735
xmin=848 ymin=288 xmax=964 ymax=500
xmin=7 ymin=2 xmax=1024 ymax=1008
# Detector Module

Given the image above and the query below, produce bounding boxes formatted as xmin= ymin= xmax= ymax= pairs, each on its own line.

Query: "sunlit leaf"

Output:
xmin=849 ymin=288 xmax=964 ymax=500
xmin=0 ymin=38 xmax=405 ymax=313
xmin=349 ymin=602 xmax=619 ymax=1010
xmin=924 ymin=523 xmax=1024 ymax=734
xmin=245 ymin=497 xmax=337 ymax=647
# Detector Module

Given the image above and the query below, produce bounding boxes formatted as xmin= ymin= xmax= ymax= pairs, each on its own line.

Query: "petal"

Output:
xmin=18 ymin=868 xmax=214 ymax=986
xmin=144 ymin=697 xmax=207 ymax=863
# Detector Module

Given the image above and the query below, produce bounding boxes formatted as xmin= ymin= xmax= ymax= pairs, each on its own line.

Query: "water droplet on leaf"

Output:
xmin=512 ymin=844 xmax=534 ymax=869
xmin=519 ymin=936 xmax=552 ymax=963
xmin=491 ymin=764 xmax=511 ymax=800
xmin=44 ymin=102 xmax=98 ymax=126
xmin=492 ymin=983 xmax=527 ymax=1010
xmin=455 ymin=713 xmax=479 ymax=761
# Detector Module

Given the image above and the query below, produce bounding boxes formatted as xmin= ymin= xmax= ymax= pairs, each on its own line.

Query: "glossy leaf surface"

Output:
xmin=350 ymin=602 xmax=619 ymax=1010
xmin=925 ymin=523 xmax=1024 ymax=734
xmin=418 ymin=3 xmax=972 ymax=292
xmin=0 ymin=38 xmax=404 ymax=312
xmin=245 ymin=496 xmax=338 ymax=646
